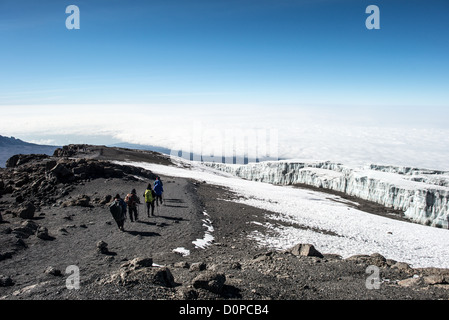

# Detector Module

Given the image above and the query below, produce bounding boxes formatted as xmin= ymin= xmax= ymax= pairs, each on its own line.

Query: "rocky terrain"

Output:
xmin=1 ymin=145 xmax=448 ymax=310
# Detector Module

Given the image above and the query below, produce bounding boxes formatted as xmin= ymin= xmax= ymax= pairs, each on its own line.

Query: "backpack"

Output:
xmin=109 ymin=200 xmax=122 ymax=220
xmin=144 ymin=189 xmax=154 ymax=203
xmin=125 ymin=193 xmax=136 ymax=207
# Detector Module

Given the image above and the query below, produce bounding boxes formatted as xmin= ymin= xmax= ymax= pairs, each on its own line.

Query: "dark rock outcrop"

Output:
xmin=0 ymin=153 xmax=156 ymax=210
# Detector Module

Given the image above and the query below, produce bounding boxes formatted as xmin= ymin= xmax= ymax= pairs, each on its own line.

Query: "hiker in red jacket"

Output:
xmin=125 ymin=189 xmax=140 ymax=222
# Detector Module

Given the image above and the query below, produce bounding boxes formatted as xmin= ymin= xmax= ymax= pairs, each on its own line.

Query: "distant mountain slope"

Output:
xmin=108 ymin=142 xmax=172 ymax=155
xmin=0 ymin=135 xmax=59 ymax=168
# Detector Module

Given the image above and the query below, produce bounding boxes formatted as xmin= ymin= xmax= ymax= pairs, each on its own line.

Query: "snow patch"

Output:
xmin=172 ymin=247 xmax=190 ymax=257
xmin=192 ymin=211 xmax=215 ymax=249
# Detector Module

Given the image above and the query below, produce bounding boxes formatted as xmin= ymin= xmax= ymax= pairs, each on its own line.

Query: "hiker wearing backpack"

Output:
xmin=154 ymin=176 xmax=164 ymax=206
xmin=125 ymin=189 xmax=140 ymax=222
xmin=143 ymin=183 xmax=156 ymax=217
xmin=109 ymin=194 xmax=127 ymax=231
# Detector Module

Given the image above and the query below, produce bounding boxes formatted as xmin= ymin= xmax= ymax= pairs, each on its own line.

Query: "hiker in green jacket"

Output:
xmin=143 ymin=183 xmax=156 ymax=217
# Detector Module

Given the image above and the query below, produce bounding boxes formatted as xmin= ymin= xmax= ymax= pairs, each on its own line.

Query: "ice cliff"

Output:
xmin=202 ymin=161 xmax=449 ymax=229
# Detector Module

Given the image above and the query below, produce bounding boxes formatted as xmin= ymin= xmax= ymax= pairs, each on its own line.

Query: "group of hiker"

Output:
xmin=109 ymin=176 xmax=164 ymax=231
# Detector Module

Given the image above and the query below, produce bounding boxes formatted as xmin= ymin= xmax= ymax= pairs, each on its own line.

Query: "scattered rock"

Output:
xmin=106 ymin=259 xmax=175 ymax=288
xmin=174 ymin=261 xmax=190 ymax=269
xmin=44 ymin=266 xmax=62 ymax=276
xmin=177 ymin=286 xmax=199 ymax=300
xmin=150 ymin=267 xmax=176 ymax=287
xmin=397 ymin=276 xmax=423 ymax=287
xmin=97 ymin=240 xmax=109 ymax=254
xmin=230 ymin=262 xmax=242 ymax=270
xmin=192 ymin=271 xmax=226 ymax=294
xmin=12 ymin=220 xmax=39 ymax=239
xmin=15 ymin=177 xmax=29 ymax=188
xmin=36 ymin=226 xmax=54 ymax=240
xmin=369 ymin=253 xmax=387 ymax=267
xmin=392 ymin=261 xmax=413 ymax=274
xmin=15 ymin=238 xmax=27 ymax=248
xmin=122 ymin=257 xmax=154 ymax=270
xmin=62 ymin=195 xmax=91 ymax=207
xmin=49 ymin=163 xmax=74 ymax=182
xmin=346 ymin=253 xmax=387 ymax=267
xmin=100 ymin=195 xmax=112 ymax=205
xmin=22 ymin=220 xmax=39 ymax=232
xmin=288 ymin=243 xmax=324 ymax=258
xmin=0 ymin=252 xmax=13 ymax=262
xmin=423 ymin=275 xmax=447 ymax=285
xmin=0 ymin=275 xmax=14 ymax=287
xmin=15 ymin=202 xmax=35 ymax=219
xmin=346 ymin=254 xmax=370 ymax=263
xmin=252 ymin=252 xmax=273 ymax=263
xmin=0 ymin=226 xmax=12 ymax=235
xmin=190 ymin=262 xmax=207 ymax=272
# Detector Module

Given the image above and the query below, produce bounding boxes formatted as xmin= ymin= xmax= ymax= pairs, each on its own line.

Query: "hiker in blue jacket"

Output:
xmin=154 ymin=176 xmax=164 ymax=206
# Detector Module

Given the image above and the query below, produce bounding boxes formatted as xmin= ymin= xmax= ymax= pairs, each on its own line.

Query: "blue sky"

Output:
xmin=0 ymin=0 xmax=448 ymax=107
xmin=1 ymin=1 xmax=449 ymax=169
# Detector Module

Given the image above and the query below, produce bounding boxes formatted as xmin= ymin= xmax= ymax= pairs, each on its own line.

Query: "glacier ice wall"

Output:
xmin=203 ymin=161 xmax=449 ymax=229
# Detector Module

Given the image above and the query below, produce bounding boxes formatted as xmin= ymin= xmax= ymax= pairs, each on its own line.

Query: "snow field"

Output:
xmin=114 ymin=160 xmax=449 ymax=268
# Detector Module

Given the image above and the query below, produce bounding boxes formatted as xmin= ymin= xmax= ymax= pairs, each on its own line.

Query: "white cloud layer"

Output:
xmin=1 ymin=104 xmax=449 ymax=170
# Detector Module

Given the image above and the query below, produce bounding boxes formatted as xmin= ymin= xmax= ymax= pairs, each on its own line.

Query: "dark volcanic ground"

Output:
xmin=1 ymin=145 xmax=448 ymax=314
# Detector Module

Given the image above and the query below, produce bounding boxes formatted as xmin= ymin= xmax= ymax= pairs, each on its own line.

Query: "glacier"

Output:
xmin=202 ymin=160 xmax=449 ymax=229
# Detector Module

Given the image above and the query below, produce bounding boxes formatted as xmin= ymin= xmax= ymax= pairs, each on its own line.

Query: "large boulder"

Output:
xmin=36 ymin=226 xmax=54 ymax=240
xmin=5 ymin=155 xmax=21 ymax=168
xmin=192 ymin=271 xmax=226 ymax=294
xmin=49 ymin=163 xmax=74 ymax=182
xmin=288 ymin=243 xmax=324 ymax=258
xmin=62 ymin=195 xmax=91 ymax=207
xmin=15 ymin=202 xmax=35 ymax=219
xmin=104 ymin=257 xmax=175 ymax=288
xmin=0 ymin=275 xmax=14 ymax=287
xmin=11 ymin=220 xmax=39 ymax=239
xmin=96 ymin=240 xmax=109 ymax=254
xmin=124 ymin=257 xmax=154 ymax=270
